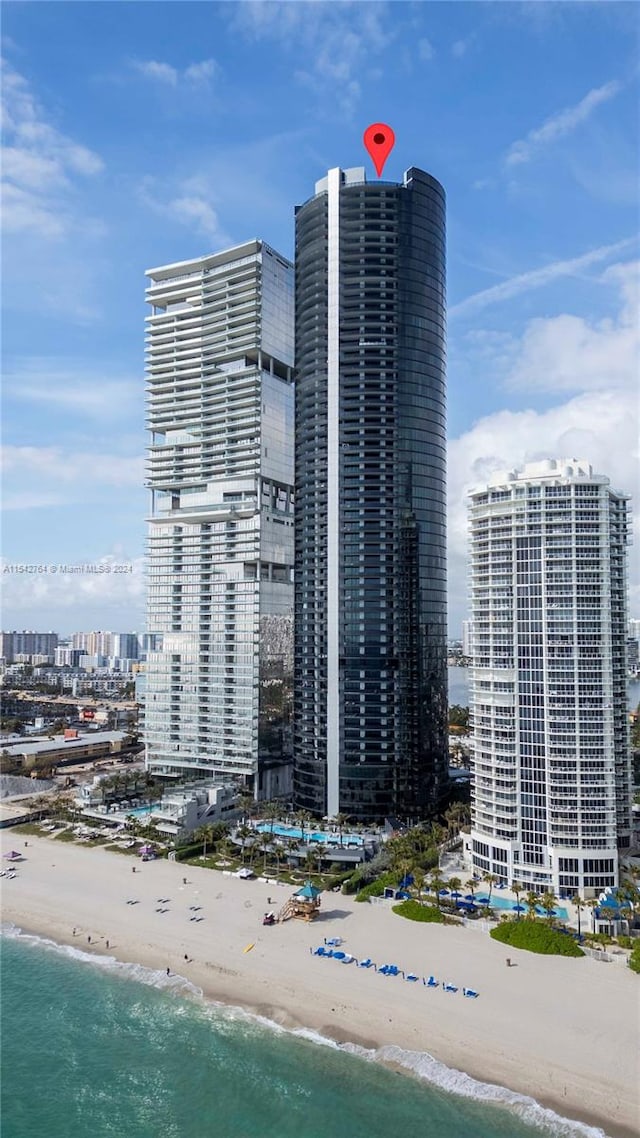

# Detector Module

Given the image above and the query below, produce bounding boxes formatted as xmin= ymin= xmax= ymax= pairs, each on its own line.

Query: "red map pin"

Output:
xmin=363 ymin=123 xmax=395 ymax=177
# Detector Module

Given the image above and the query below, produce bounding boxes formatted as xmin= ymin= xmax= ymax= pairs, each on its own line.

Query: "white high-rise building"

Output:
xmin=461 ymin=620 xmax=473 ymax=659
xmin=143 ymin=240 xmax=295 ymax=797
xmin=468 ymin=459 xmax=632 ymax=899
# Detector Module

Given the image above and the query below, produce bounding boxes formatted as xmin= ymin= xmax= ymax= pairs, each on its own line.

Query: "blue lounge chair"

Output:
xmin=463 ymin=988 xmax=479 ymax=998
xmin=332 ymin=951 xmax=346 ymax=960
xmin=313 ymin=947 xmax=326 ymax=956
xmin=326 ymin=937 xmax=343 ymax=947
xmin=406 ymin=973 xmax=419 ymax=982
xmin=341 ymin=954 xmax=355 ymax=964
xmin=426 ymin=975 xmax=439 ymax=988
xmin=359 ymin=958 xmax=374 ymax=969
xmin=443 ymin=982 xmax=458 ymax=993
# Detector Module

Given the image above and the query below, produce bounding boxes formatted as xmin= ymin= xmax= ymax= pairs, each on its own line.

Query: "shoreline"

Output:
xmin=2 ymin=834 xmax=638 ymax=1138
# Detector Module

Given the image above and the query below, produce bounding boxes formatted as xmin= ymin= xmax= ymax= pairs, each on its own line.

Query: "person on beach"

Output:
xmin=87 ymin=935 xmax=91 ymax=945
xmin=506 ymin=958 xmax=511 ymax=967
xmin=166 ymin=966 xmax=170 ymax=976
xmin=73 ymin=928 xmax=77 ymax=937
xmin=106 ymin=941 xmax=110 ymax=949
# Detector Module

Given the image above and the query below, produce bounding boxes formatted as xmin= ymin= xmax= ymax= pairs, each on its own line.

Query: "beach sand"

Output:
xmin=2 ymin=834 xmax=638 ymax=1138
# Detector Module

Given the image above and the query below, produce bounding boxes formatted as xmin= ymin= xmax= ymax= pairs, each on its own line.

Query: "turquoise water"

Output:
xmin=256 ymin=823 xmax=364 ymax=846
xmin=485 ymin=896 xmax=569 ymax=921
xmin=0 ymin=928 xmax=605 ymax=1138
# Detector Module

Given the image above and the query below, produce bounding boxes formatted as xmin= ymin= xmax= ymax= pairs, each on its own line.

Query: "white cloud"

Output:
xmin=1 ymin=58 xmax=104 ymax=238
xmin=230 ymin=2 xmax=390 ymax=116
xmin=133 ymin=59 xmax=178 ymax=86
xmin=447 ymin=265 xmax=640 ymax=630
xmin=184 ymin=59 xmax=217 ymax=85
xmin=1 ymin=554 xmax=146 ymax=624
xmin=4 ymin=360 xmax=141 ymax=421
xmin=506 ymin=80 xmax=621 ymax=166
xmin=450 ymin=236 xmax=637 ymax=318
xmin=166 ymin=195 xmax=223 ymax=240
xmin=452 ymin=38 xmax=471 ymax=58
xmin=132 ymin=57 xmax=217 ymax=90
xmin=139 ymin=176 xmax=228 ymax=243
xmin=506 ymin=260 xmax=639 ymax=394
xmin=1 ymin=447 xmax=144 ymax=501
xmin=418 ymin=37 xmax=435 ymax=61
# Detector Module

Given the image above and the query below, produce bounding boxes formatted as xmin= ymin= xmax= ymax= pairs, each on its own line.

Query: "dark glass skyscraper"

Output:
xmin=293 ymin=166 xmax=449 ymax=823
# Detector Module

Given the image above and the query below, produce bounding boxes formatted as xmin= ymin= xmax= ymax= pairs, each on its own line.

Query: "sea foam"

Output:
xmin=1 ymin=922 xmax=610 ymax=1138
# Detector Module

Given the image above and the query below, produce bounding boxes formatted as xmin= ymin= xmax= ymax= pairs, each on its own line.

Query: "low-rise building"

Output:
xmin=6 ymin=731 xmax=130 ymax=773
xmin=151 ymin=783 xmax=239 ymax=836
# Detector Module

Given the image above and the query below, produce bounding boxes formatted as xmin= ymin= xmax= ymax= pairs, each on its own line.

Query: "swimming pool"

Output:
xmin=117 ymin=804 xmax=156 ymax=819
xmin=485 ymin=894 xmax=569 ymax=921
xmin=255 ymin=823 xmax=365 ymax=847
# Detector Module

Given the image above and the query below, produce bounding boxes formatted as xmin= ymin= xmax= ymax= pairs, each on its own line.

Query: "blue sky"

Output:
xmin=2 ymin=0 xmax=638 ymax=635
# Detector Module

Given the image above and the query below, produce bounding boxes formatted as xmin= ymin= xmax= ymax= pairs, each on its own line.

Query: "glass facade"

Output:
xmin=469 ymin=460 xmax=633 ymax=897
xmin=293 ymin=167 xmax=449 ymax=823
xmin=144 ymin=241 xmax=294 ymax=795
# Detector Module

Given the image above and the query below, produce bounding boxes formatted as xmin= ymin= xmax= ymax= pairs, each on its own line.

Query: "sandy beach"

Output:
xmin=2 ymin=833 xmax=638 ymax=1138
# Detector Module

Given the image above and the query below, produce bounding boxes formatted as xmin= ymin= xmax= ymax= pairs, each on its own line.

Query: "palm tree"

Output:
xmin=262 ymin=799 xmax=281 ymax=836
xmin=539 ymin=890 xmax=558 ymax=923
xmin=428 ymin=869 xmax=445 ymax=910
xmin=218 ymin=837 xmax=236 ymax=866
xmin=573 ymin=894 xmax=586 ymax=938
xmin=525 ymin=890 xmax=540 ymax=920
xmin=235 ymin=824 xmax=253 ymax=864
xmin=195 ymin=823 xmax=214 ymax=858
xmin=294 ymin=809 xmax=312 ymax=846
xmin=412 ymin=866 xmax=426 ymax=905
xmin=448 ymin=875 xmax=462 ymax=901
xmin=511 ymin=880 xmax=524 ymax=920
xmin=312 ymin=842 xmax=327 ymax=877
xmin=237 ymin=793 xmax=255 ymax=822
xmin=483 ymin=872 xmax=498 ymax=905
xmin=465 ymin=878 xmax=477 ymax=900
xmin=331 ymin=812 xmax=350 ymax=847
xmin=429 ymin=821 xmax=445 ymax=850
xmin=584 ymin=897 xmax=599 ymax=934
xmin=272 ymin=839 xmax=285 ymax=877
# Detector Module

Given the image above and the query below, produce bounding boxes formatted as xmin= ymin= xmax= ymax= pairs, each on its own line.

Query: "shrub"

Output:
xmin=392 ymin=900 xmax=445 ymax=923
xmin=616 ymin=935 xmax=632 ymax=949
xmin=490 ymin=919 xmax=584 ymax=957
xmin=355 ymin=872 xmax=397 ymax=902
xmin=629 ymin=940 xmax=640 ymax=975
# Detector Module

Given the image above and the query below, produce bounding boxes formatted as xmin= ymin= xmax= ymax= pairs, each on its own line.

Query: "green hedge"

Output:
xmin=392 ymin=900 xmax=445 ymax=923
xmin=490 ymin=920 xmax=584 ymax=957
xmin=629 ymin=940 xmax=640 ymax=974
xmin=355 ymin=872 xmax=398 ymax=902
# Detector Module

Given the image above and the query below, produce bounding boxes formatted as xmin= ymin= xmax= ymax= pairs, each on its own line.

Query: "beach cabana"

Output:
xmin=4 ymin=851 xmax=22 ymax=861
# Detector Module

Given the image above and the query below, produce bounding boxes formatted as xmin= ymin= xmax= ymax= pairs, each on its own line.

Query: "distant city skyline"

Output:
xmin=2 ymin=3 xmax=638 ymax=633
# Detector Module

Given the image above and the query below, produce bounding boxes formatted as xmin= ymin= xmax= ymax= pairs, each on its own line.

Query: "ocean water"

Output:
xmin=0 ymin=927 xmax=607 ymax=1138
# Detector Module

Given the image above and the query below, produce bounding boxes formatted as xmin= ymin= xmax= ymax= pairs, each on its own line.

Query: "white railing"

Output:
xmin=582 ymin=946 xmax=629 ymax=965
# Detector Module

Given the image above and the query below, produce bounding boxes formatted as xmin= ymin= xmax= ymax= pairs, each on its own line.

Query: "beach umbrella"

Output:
xmin=464 ymin=894 xmax=476 ymax=902
xmin=512 ymin=904 xmax=525 ymax=912
xmin=438 ymin=888 xmax=450 ymax=896
xmin=450 ymin=890 xmax=462 ymax=899
xmin=476 ymin=895 xmax=490 ymax=904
